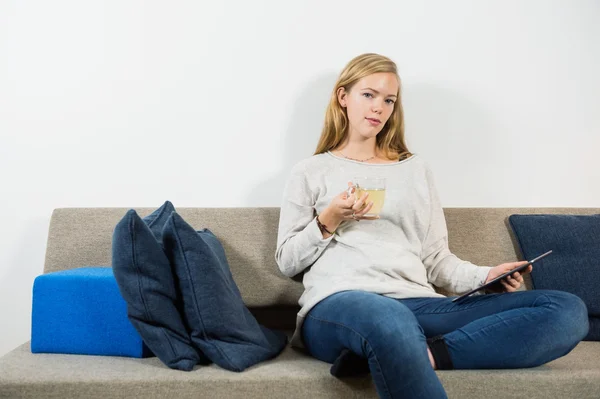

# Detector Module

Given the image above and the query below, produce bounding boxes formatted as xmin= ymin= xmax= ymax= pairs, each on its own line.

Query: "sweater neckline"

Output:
xmin=326 ymin=151 xmax=416 ymax=166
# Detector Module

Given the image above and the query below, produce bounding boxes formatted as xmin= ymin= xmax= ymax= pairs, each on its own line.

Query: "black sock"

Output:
xmin=426 ymin=335 xmax=454 ymax=370
xmin=329 ymin=348 xmax=370 ymax=377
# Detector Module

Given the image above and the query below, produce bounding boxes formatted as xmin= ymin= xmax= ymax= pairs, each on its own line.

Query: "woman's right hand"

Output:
xmin=320 ymin=182 xmax=378 ymax=229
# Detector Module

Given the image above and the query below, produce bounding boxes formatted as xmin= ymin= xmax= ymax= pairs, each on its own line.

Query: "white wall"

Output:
xmin=1 ymin=0 xmax=598 ymax=357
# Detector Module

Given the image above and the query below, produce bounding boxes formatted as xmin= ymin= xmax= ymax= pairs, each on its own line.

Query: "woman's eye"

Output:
xmin=363 ymin=92 xmax=394 ymax=104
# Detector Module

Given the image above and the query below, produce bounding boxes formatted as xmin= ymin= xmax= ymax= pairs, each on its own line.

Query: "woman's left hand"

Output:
xmin=484 ymin=261 xmax=533 ymax=293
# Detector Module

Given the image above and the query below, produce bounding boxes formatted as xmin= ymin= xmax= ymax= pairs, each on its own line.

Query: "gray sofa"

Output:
xmin=1 ymin=207 xmax=599 ymax=399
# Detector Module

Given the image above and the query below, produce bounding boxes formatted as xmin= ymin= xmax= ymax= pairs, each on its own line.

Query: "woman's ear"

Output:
xmin=337 ymin=87 xmax=347 ymax=108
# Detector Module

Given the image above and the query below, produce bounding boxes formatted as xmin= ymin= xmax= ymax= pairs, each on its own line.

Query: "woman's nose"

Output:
xmin=373 ymin=98 xmax=386 ymax=113
xmin=372 ymin=103 xmax=383 ymax=113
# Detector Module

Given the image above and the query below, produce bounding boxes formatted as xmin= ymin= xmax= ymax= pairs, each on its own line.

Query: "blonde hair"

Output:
xmin=314 ymin=53 xmax=412 ymax=161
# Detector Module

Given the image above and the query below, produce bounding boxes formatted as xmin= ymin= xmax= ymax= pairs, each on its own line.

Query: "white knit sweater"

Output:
xmin=275 ymin=151 xmax=493 ymax=349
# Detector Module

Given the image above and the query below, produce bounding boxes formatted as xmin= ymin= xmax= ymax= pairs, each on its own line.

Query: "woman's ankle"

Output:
xmin=427 ymin=347 xmax=437 ymax=370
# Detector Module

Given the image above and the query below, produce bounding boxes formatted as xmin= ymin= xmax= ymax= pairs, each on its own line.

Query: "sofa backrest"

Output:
xmin=44 ymin=207 xmax=599 ymax=328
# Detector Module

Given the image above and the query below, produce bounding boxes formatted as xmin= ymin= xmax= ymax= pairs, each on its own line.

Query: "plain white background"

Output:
xmin=1 ymin=0 xmax=598 ymax=358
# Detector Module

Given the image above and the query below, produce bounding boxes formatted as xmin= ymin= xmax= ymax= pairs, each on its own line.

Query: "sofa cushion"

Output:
xmin=508 ymin=214 xmax=600 ymax=340
xmin=31 ymin=267 xmax=151 ymax=358
xmin=161 ymin=212 xmax=288 ymax=372
xmin=2 ymin=340 xmax=600 ymax=399
xmin=112 ymin=209 xmax=208 ymax=370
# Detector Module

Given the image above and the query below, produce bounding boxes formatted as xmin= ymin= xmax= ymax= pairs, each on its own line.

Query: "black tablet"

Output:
xmin=451 ymin=250 xmax=553 ymax=303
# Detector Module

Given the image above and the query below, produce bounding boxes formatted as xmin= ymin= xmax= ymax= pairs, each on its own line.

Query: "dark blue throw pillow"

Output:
xmin=112 ymin=206 xmax=209 ymax=370
xmin=508 ymin=214 xmax=600 ymax=341
xmin=143 ymin=200 xmax=176 ymax=243
xmin=161 ymin=211 xmax=288 ymax=372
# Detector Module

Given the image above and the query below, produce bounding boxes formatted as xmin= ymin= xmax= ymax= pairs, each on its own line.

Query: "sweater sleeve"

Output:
xmin=275 ymin=163 xmax=334 ymax=278
xmin=420 ymin=164 xmax=493 ymax=295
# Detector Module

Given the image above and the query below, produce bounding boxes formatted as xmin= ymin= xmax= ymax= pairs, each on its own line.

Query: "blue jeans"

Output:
xmin=302 ymin=289 xmax=589 ymax=399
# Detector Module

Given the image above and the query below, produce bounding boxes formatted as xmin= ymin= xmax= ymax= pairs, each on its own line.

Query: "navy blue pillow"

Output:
xmin=112 ymin=206 xmax=209 ymax=370
xmin=143 ymin=200 xmax=175 ymax=243
xmin=508 ymin=214 xmax=600 ymax=341
xmin=161 ymin=211 xmax=288 ymax=372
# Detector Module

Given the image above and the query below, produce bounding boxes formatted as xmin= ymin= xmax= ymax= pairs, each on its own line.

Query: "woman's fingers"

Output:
xmin=356 ymin=200 xmax=374 ymax=216
xmin=503 ymin=274 xmax=523 ymax=292
xmin=336 ymin=188 xmax=381 ymax=221
xmin=344 ymin=194 xmax=355 ymax=208
xmin=352 ymin=193 xmax=369 ymax=212
xmin=339 ymin=201 xmax=377 ymax=221
xmin=502 ymin=278 xmax=516 ymax=292
xmin=526 ymin=265 xmax=533 ymax=274
xmin=512 ymin=271 xmax=523 ymax=283
xmin=512 ymin=271 xmax=524 ymax=284
xmin=352 ymin=194 xmax=364 ymax=212
xmin=514 ymin=261 xmax=529 ymax=267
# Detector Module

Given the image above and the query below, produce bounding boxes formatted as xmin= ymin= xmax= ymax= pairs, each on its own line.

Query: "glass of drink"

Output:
xmin=346 ymin=177 xmax=386 ymax=217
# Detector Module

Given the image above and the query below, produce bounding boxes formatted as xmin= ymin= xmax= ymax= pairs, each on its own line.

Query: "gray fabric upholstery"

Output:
xmin=1 ymin=339 xmax=599 ymax=399
xmin=1 ymin=207 xmax=599 ymax=398
xmin=43 ymin=207 xmax=304 ymax=307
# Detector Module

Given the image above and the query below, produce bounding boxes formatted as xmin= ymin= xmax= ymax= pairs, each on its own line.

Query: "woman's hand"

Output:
xmin=343 ymin=182 xmax=379 ymax=221
xmin=484 ymin=261 xmax=533 ymax=293
xmin=318 ymin=182 xmax=379 ymax=234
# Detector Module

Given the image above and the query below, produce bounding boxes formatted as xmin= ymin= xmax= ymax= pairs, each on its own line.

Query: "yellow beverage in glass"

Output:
xmin=355 ymin=188 xmax=386 ymax=216
xmin=349 ymin=177 xmax=386 ymax=217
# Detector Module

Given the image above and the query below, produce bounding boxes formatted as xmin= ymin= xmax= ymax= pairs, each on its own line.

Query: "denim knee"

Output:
xmin=544 ymin=290 xmax=589 ymax=344
xmin=361 ymin=308 xmax=425 ymax=355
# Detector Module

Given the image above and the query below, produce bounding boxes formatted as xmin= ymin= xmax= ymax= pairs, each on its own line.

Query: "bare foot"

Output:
xmin=427 ymin=347 xmax=437 ymax=370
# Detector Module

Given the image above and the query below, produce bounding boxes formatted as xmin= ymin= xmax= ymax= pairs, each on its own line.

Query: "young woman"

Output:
xmin=275 ymin=53 xmax=589 ymax=399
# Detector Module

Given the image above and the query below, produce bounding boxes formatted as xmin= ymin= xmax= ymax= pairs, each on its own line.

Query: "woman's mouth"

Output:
xmin=366 ymin=117 xmax=381 ymax=126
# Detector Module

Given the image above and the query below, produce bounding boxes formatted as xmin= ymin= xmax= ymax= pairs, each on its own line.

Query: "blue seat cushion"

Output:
xmin=161 ymin=212 xmax=288 ymax=372
xmin=508 ymin=214 xmax=600 ymax=341
xmin=31 ymin=266 xmax=152 ymax=358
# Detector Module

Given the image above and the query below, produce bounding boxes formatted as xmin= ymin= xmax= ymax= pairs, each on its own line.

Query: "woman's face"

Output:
xmin=337 ymin=72 xmax=398 ymax=141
